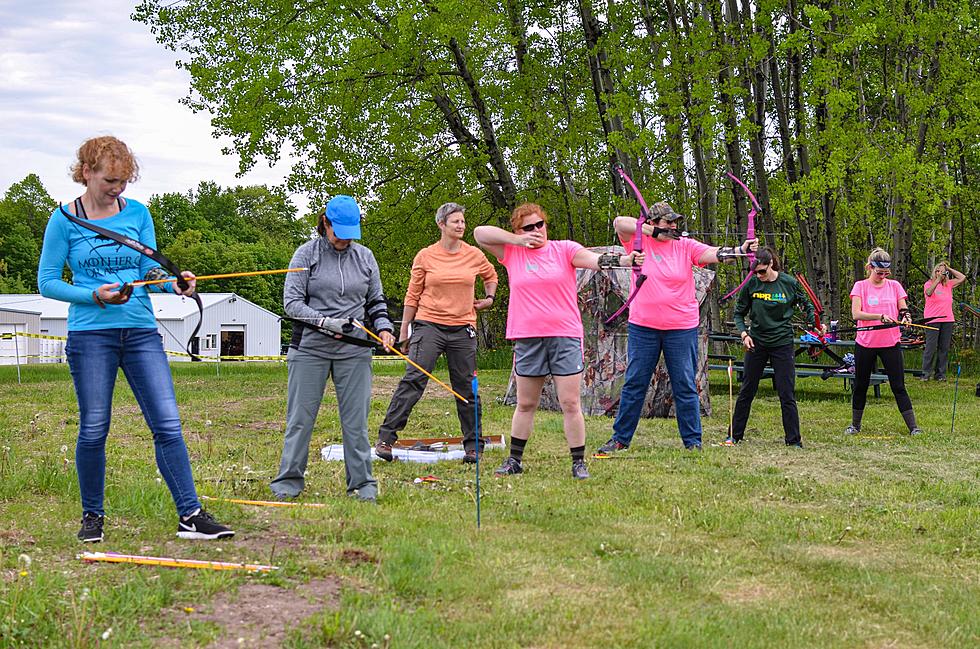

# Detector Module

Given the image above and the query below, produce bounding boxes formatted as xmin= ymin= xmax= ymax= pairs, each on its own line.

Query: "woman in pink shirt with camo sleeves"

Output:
xmin=844 ymin=248 xmax=922 ymax=436
xmin=474 ymin=202 xmax=641 ymax=480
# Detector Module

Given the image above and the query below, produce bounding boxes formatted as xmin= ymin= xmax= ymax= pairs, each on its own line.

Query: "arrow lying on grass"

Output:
xmin=201 ymin=495 xmax=326 ymax=508
xmin=79 ymin=551 xmax=278 ymax=572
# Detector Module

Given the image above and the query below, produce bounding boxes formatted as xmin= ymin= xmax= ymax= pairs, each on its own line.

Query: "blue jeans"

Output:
xmin=66 ymin=328 xmax=201 ymax=517
xmin=612 ymin=324 xmax=702 ymax=448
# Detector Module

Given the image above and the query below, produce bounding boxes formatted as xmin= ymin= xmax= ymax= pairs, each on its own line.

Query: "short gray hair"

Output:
xmin=435 ymin=202 xmax=465 ymax=226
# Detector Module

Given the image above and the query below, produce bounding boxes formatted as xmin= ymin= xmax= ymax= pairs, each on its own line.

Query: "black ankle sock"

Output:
xmin=509 ymin=436 xmax=528 ymax=461
xmin=570 ymin=445 xmax=585 ymax=463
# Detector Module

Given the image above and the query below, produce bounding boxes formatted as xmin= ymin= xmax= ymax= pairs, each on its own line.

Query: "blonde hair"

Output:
xmin=932 ymin=260 xmax=950 ymax=284
xmin=865 ymin=247 xmax=891 ymax=279
xmin=510 ymin=202 xmax=548 ymax=232
xmin=70 ymin=136 xmax=140 ymax=185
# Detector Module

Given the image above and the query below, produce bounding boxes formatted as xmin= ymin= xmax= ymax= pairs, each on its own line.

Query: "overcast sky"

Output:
xmin=0 ymin=1 xmax=305 ymax=212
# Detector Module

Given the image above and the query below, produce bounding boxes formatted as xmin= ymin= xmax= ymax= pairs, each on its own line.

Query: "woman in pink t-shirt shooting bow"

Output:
xmin=474 ymin=203 xmax=641 ymax=479
xmin=844 ymin=248 xmax=922 ymax=436
xmin=921 ymin=261 xmax=964 ymax=382
xmin=594 ymin=201 xmax=758 ymax=452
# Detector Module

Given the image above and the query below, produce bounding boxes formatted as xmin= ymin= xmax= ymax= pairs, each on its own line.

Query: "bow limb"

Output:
xmin=720 ymin=173 xmax=759 ymax=302
xmin=605 ymin=166 xmax=649 ymax=324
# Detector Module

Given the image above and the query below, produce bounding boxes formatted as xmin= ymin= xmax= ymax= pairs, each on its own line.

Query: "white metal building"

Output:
xmin=0 ymin=293 xmax=281 ymax=362
xmin=0 ymin=305 xmax=43 ymax=365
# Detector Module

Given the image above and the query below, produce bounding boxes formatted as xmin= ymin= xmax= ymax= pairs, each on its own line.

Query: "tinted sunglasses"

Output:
xmin=520 ymin=220 xmax=546 ymax=232
xmin=754 ymin=267 xmax=770 ymax=275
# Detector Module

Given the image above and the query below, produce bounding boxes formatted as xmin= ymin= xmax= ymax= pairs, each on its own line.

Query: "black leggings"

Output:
xmin=852 ymin=344 xmax=913 ymax=412
xmin=731 ymin=343 xmax=800 ymax=444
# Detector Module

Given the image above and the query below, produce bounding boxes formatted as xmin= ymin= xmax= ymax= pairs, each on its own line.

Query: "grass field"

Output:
xmin=1 ymin=360 xmax=978 ymax=648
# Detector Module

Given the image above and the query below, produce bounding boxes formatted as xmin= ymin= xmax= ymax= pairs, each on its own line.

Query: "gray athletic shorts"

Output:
xmin=513 ymin=337 xmax=584 ymax=377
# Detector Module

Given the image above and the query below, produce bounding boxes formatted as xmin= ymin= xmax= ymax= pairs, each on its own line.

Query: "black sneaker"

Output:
xmin=494 ymin=456 xmax=523 ymax=476
xmin=684 ymin=443 xmax=703 ymax=451
xmin=594 ymin=438 xmax=628 ymax=456
xmin=177 ymin=509 xmax=235 ymax=540
xmin=77 ymin=512 xmax=104 ymax=543
xmin=571 ymin=460 xmax=590 ymax=480
xmin=375 ymin=440 xmax=394 ymax=462
xmin=463 ymin=449 xmax=479 ymax=464
xmin=787 ymin=441 xmax=804 ymax=449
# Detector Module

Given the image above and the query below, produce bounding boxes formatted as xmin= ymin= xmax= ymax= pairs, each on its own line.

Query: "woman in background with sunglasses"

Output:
xmin=474 ymin=202 xmax=640 ymax=480
xmin=727 ymin=248 xmax=816 ymax=447
xmin=845 ymin=247 xmax=922 ymax=436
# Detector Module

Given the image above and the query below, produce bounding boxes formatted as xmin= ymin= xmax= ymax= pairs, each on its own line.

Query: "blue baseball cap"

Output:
xmin=325 ymin=195 xmax=362 ymax=239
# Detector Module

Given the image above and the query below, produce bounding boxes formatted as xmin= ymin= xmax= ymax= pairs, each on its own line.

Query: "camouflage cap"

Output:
xmin=649 ymin=201 xmax=683 ymax=221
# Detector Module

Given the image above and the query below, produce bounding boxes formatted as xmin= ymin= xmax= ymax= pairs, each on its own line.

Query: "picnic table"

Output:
xmin=707 ymin=333 xmax=899 ymax=397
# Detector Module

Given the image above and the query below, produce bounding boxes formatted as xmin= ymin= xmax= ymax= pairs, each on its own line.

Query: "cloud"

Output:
xmin=0 ymin=1 xmax=306 ymax=213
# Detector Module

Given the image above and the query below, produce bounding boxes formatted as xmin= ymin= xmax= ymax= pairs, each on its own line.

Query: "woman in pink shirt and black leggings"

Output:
xmin=474 ymin=203 xmax=640 ymax=480
xmin=845 ymin=248 xmax=922 ymax=436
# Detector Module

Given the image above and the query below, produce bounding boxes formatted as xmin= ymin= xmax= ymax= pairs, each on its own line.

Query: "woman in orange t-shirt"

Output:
xmin=375 ymin=202 xmax=498 ymax=463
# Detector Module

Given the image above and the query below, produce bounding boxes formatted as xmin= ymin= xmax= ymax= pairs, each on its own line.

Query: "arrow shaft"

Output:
xmin=130 ymin=267 xmax=306 ymax=287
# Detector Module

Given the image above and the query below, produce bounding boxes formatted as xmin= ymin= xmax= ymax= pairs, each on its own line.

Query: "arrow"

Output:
xmin=129 ymin=267 xmax=306 ymax=287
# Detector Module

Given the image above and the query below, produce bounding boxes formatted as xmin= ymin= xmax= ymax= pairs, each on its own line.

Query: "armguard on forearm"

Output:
xmin=716 ymin=246 xmax=742 ymax=264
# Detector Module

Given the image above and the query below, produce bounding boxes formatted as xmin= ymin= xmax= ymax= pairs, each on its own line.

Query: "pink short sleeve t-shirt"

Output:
xmin=620 ymin=233 xmax=712 ymax=330
xmin=501 ymin=239 xmax=584 ymax=340
xmin=923 ymin=281 xmax=955 ymax=323
xmin=850 ymin=279 xmax=907 ymax=348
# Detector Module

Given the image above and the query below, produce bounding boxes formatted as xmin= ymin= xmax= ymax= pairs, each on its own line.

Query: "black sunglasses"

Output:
xmin=520 ymin=220 xmax=546 ymax=232
xmin=754 ymin=267 xmax=770 ymax=275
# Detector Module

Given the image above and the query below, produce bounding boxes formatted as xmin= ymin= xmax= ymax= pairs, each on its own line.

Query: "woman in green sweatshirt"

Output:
xmin=729 ymin=248 xmax=817 ymax=447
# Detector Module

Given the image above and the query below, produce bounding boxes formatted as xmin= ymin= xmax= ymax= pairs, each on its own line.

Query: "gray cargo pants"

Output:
xmin=271 ymin=351 xmax=377 ymax=500
xmin=378 ymin=320 xmax=481 ymax=451
xmin=921 ymin=321 xmax=954 ymax=380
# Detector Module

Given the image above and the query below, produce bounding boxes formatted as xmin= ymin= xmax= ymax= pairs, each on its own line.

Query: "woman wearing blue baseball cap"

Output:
xmin=271 ymin=195 xmax=396 ymax=503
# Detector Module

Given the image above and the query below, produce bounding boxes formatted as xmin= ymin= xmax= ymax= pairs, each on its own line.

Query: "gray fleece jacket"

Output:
xmin=284 ymin=237 xmax=393 ymax=360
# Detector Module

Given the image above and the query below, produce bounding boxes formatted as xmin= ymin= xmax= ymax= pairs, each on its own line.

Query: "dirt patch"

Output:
xmin=717 ymin=579 xmax=781 ymax=605
xmin=0 ymin=528 xmax=36 ymax=547
xmin=162 ymin=578 xmax=341 ymax=648
xmin=229 ymin=530 xmax=312 ymax=564
xmin=369 ymin=373 xmax=449 ymax=400
xmin=338 ymin=548 xmax=377 ymax=565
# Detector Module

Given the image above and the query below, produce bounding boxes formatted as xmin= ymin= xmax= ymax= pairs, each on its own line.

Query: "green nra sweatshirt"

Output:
xmin=734 ymin=272 xmax=815 ymax=348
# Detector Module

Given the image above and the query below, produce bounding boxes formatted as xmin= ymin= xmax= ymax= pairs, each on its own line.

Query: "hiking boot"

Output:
xmin=463 ymin=449 xmax=479 ymax=464
xmin=571 ymin=460 xmax=590 ymax=480
xmin=177 ymin=509 xmax=235 ymax=540
xmin=909 ymin=427 xmax=924 ymax=436
xmin=843 ymin=425 xmax=860 ymax=435
xmin=77 ymin=512 xmax=104 ymax=543
xmin=594 ymin=438 xmax=628 ymax=456
xmin=375 ymin=440 xmax=394 ymax=462
xmin=494 ymin=456 xmax=523 ymax=476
